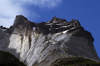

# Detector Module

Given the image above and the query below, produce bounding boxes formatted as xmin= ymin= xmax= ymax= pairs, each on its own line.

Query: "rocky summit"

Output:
xmin=0 ymin=15 xmax=99 ymax=66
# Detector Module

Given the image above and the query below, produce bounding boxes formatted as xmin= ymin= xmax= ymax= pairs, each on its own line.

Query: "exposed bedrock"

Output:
xmin=0 ymin=15 xmax=99 ymax=66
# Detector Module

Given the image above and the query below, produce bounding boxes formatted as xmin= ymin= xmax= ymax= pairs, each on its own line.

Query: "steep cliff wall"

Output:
xmin=0 ymin=15 xmax=99 ymax=66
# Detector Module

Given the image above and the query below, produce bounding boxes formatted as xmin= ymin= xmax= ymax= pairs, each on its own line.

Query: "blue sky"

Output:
xmin=0 ymin=0 xmax=100 ymax=58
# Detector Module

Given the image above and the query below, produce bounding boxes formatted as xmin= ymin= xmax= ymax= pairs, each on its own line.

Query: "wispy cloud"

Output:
xmin=0 ymin=0 xmax=62 ymax=28
xmin=17 ymin=0 xmax=62 ymax=8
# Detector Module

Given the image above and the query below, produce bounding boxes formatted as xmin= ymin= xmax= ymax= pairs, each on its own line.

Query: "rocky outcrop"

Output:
xmin=0 ymin=15 xmax=99 ymax=66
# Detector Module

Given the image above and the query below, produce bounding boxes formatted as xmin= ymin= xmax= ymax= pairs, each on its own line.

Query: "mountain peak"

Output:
xmin=0 ymin=15 xmax=94 ymax=42
xmin=13 ymin=15 xmax=29 ymax=27
xmin=0 ymin=15 xmax=99 ymax=66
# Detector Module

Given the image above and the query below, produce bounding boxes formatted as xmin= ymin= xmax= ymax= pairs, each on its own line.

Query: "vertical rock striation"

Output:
xmin=0 ymin=15 xmax=99 ymax=66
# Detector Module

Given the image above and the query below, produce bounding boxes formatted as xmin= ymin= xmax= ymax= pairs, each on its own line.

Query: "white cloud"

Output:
xmin=19 ymin=0 xmax=62 ymax=8
xmin=0 ymin=0 xmax=24 ymax=28
xmin=0 ymin=0 xmax=62 ymax=28
xmin=14 ymin=0 xmax=62 ymax=8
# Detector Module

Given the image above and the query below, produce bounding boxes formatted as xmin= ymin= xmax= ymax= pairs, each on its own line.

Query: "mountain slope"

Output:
xmin=0 ymin=15 xmax=99 ymax=66
xmin=51 ymin=57 xmax=100 ymax=66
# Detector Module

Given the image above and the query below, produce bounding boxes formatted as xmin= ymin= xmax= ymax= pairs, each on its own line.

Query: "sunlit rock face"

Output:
xmin=0 ymin=15 xmax=99 ymax=66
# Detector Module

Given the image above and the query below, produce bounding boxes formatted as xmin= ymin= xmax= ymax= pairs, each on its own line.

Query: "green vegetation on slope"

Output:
xmin=50 ymin=57 xmax=100 ymax=66
xmin=0 ymin=51 xmax=26 ymax=66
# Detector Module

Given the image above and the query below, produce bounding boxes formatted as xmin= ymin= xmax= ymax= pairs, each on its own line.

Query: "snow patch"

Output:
xmin=62 ymin=30 xmax=69 ymax=33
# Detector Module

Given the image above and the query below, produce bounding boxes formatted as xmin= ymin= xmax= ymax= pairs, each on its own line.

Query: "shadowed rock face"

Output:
xmin=0 ymin=15 xmax=99 ymax=66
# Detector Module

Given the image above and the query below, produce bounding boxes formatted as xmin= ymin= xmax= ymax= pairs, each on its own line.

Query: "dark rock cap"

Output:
xmin=0 ymin=15 xmax=94 ymax=43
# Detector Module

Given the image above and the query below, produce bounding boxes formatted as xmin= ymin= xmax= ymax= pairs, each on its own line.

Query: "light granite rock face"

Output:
xmin=0 ymin=15 xmax=99 ymax=66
